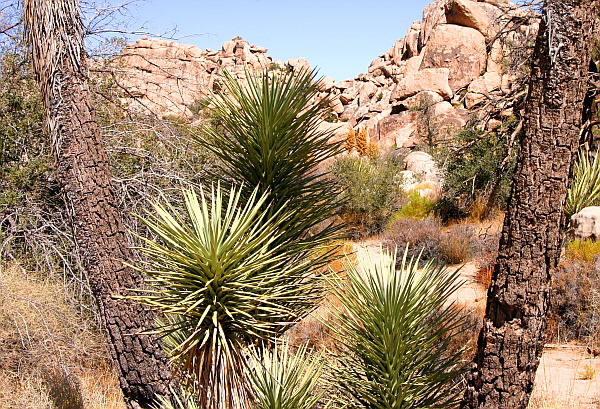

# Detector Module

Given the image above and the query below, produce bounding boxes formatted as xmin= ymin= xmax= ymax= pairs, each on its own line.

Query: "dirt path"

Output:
xmin=352 ymin=239 xmax=599 ymax=409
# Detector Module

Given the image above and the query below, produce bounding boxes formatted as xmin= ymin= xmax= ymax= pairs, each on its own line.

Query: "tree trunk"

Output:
xmin=462 ymin=1 xmax=599 ymax=408
xmin=22 ymin=1 xmax=172 ymax=407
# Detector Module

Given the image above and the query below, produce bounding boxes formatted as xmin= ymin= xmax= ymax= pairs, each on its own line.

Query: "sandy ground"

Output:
xmin=353 ymin=238 xmax=600 ymax=409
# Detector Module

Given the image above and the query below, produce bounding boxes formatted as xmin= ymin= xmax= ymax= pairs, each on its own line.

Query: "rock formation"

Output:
xmin=329 ymin=0 xmax=538 ymax=151
xmin=105 ymin=36 xmax=295 ymax=117
xmin=571 ymin=207 xmax=600 ymax=241
xmin=105 ymin=0 xmax=538 ymax=153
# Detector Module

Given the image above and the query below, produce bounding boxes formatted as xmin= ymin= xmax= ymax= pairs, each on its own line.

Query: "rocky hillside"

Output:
xmin=106 ymin=35 xmax=310 ymax=117
xmin=333 ymin=0 xmax=537 ymax=149
xmin=107 ymin=0 xmax=538 ymax=148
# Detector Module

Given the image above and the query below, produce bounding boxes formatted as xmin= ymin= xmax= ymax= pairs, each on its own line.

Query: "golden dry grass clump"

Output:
xmin=0 ymin=263 xmax=125 ymax=409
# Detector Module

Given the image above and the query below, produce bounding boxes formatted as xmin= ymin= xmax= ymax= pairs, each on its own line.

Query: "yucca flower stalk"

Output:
xmin=247 ymin=340 xmax=326 ymax=409
xmin=131 ymin=184 xmax=326 ymax=409
xmin=199 ymin=68 xmax=345 ymax=254
xmin=565 ymin=148 xmax=600 ymax=219
xmin=329 ymin=248 xmax=469 ymax=409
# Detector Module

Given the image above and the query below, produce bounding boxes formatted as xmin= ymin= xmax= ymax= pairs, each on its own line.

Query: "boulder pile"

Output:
xmin=107 ymin=36 xmax=308 ymax=117
xmin=107 ymin=0 xmax=538 ymax=150
xmin=326 ymin=0 xmax=538 ymax=150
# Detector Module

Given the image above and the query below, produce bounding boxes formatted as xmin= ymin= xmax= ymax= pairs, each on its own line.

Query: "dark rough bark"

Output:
xmin=462 ymin=1 xmax=600 ymax=408
xmin=23 ymin=1 xmax=172 ymax=408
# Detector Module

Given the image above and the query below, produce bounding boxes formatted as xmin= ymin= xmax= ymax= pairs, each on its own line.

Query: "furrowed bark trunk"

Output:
xmin=23 ymin=1 xmax=172 ymax=407
xmin=461 ymin=1 xmax=599 ymax=408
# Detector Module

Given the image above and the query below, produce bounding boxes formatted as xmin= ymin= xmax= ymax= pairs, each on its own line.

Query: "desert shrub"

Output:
xmin=385 ymin=217 xmax=485 ymax=266
xmin=332 ymin=154 xmax=404 ymax=237
xmin=0 ymin=49 xmax=67 ymax=274
xmin=435 ymin=118 xmax=519 ymax=221
xmin=473 ymin=232 xmax=500 ymax=287
xmin=395 ymin=190 xmax=436 ymax=219
xmin=549 ymin=258 xmax=600 ymax=343
xmin=440 ymin=224 xmax=476 ymax=264
xmin=444 ymin=307 xmax=483 ymax=363
xmin=550 ymin=239 xmax=600 ymax=343
xmin=0 ymin=42 xmax=220 ymax=322
xmin=0 ymin=264 xmax=122 ymax=409
xmin=565 ymin=239 xmax=600 ymax=263
xmin=383 ymin=217 xmax=443 ymax=265
xmin=41 ymin=368 xmax=84 ymax=409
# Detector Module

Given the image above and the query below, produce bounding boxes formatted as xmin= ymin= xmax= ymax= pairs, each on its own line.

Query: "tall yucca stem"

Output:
xmin=23 ymin=1 xmax=173 ymax=407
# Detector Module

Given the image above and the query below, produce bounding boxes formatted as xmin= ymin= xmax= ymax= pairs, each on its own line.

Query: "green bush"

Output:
xmin=198 ymin=68 xmax=344 ymax=251
xmin=395 ymin=190 xmax=436 ymax=220
xmin=132 ymin=186 xmax=326 ymax=408
xmin=332 ymin=154 xmax=404 ymax=237
xmin=137 ymin=69 xmax=342 ymax=408
xmin=565 ymin=239 xmax=600 ymax=263
xmin=435 ymin=119 xmax=519 ymax=221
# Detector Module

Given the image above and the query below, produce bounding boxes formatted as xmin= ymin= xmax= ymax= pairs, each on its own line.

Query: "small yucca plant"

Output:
xmin=329 ymin=248 xmax=469 ymax=409
xmin=247 ymin=340 xmax=326 ymax=409
xmin=131 ymin=184 xmax=326 ymax=408
xmin=565 ymin=149 xmax=600 ymax=219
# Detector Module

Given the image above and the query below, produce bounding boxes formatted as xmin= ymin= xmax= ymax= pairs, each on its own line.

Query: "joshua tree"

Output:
xmin=462 ymin=1 xmax=600 ymax=408
xmin=22 ymin=1 xmax=173 ymax=407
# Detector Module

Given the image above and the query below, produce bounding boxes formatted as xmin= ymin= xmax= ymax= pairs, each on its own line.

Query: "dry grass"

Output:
xmin=0 ymin=263 xmax=125 ymax=409
xmin=287 ymin=241 xmax=354 ymax=351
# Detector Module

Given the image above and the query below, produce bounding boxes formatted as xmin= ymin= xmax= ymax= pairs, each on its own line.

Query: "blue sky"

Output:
xmin=95 ymin=0 xmax=432 ymax=82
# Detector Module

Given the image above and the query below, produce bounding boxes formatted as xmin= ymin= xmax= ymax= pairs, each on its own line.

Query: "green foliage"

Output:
xmin=332 ymin=154 xmax=404 ymax=237
xmin=247 ymin=341 xmax=325 ymax=409
xmin=578 ymin=364 xmax=596 ymax=380
xmin=0 ymin=51 xmax=53 ymax=205
xmin=198 ymin=68 xmax=344 ymax=251
xmin=152 ymin=386 xmax=201 ymax=409
xmin=565 ymin=149 xmax=600 ymax=220
xmin=132 ymin=185 xmax=326 ymax=408
xmin=329 ymin=248 xmax=468 ymax=409
xmin=136 ymin=68 xmax=345 ymax=409
xmin=0 ymin=46 xmax=72 ymax=278
xmin=435 ymin=119 xmax=519 ymax=221
xmin=565 ymin=239 xmax=600 ymax=263
xmin=395 ymin=191 xmax=436 ymax=220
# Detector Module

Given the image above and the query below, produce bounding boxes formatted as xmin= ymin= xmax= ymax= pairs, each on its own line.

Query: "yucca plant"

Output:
xmin=329 ymin=248 xmax=469 ymax=409
xmin=565 ymin=148 xmax=600 ymax=219
xmin=151 ymin=385 xmax=201 ymax=409
xmin=199 ymin=68 xmax=345 ymax=252
xmin=131 ymin=184 xmax=326 ymax=409
xmin=247 ymin=340 xmax=326 ymax=409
